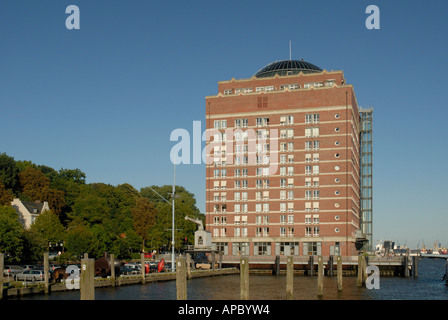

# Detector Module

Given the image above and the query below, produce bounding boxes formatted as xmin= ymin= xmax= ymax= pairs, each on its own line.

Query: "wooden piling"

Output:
xmin=413 ymin=256 xmax=419 ymax=278
xmin=309 ymin=255 xmax=314 ymax=276
xmin=0 ymin=253 xmax=3 ymax=300
xmin=110 ymin=254 xmax=116 ymax=287
xmin=357 ymin=255 xmax=364 ymax=287
xmin=43 ymin=252 xmax=49 ymax=294
xmin=275 ymin=255 xmax=280 ymax=276
xmin=286 ymin=256 xmax=293 ymax=300
xmin=186 ymin=253 xmax=192 ymax=279
xmin=328 ymin=256 xmax=334 ymax=277
xmin=240 ymin=256 xmax=249 ymax=300
xmin=317 ymin=256 xmax=323 ymax=296
xmin=176 ymin=256 xmax=187 ymax=300
xmin=337 ymin=255 xmax=343 ymax=291
xmin=80 ymin=258 xmax=95 ymax=300
xmin=141 ymin=253 xmax=146 ymax=284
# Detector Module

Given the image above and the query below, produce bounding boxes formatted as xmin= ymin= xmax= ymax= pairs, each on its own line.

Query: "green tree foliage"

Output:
xmin=64 ymin=224 xmax=97 ymax=258
xmin=30 ymin=210 xmax=65 ymax=243
xmin=0 ymin=153 xmax=204 ymax=262
xmin=0 ymin=181 xmax=14 ymax=206
xmin=0 ymin=206 xmax=24 ymax=263
xmin=132 ymin=197 xmax=157 ymax=252
xmin=0 ymin=153 xmax=20 ymax=193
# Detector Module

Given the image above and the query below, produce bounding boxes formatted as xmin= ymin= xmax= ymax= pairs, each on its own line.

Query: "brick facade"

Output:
xmin=205 ymin=69 xmax=361 ymax=256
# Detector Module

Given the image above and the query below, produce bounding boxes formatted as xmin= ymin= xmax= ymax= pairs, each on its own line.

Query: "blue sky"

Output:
xmin=1 ymin=0 xmax=447 ymax=249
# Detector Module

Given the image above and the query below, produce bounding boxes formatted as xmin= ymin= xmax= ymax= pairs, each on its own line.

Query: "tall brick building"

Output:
xmin=205 ymin=59 xmax=371 ymax=257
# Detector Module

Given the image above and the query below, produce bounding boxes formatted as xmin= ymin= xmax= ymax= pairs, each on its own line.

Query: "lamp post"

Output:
xmin=147 ymin=162 xmax=178 ymax=272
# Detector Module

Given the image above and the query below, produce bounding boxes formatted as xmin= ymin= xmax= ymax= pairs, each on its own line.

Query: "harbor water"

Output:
xmin=10 ymin=258 xmax=448 ymax=300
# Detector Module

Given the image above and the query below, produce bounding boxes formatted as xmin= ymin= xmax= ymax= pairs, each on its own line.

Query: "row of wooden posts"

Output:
xmin=1 ymin=252 xmax=410 ymax=300
xmin=178 ymin=255 xmax=374 ymax=300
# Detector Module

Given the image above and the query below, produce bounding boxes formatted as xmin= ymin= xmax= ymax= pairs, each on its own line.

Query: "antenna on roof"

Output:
xmin=289 ymin=40 xmax=292 ymax=60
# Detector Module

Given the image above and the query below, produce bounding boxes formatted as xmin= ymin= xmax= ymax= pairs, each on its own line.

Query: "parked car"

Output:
xmin=14 ymin=270 xmax=45 ymax=282
xmin=3 ymin=265 xmax=24 ymax=277
xmin=119 ymin=265 xmax=139 ymax=275
xmin=21 ymin=265 xmax=37 ymax=271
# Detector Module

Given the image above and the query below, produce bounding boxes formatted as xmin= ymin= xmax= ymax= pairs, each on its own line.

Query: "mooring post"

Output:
xmin=219 ymin=251 xmax=223 ymax=269
xmin=0 ymin=253 xmax=4 ymax=300
xmin=176 ymin=256 xmax=187 ymax=300
xmin=413 ymin=256 xmax=419 ymax=278
xmin=363 ymin=256 xmax=368 ymax=284
xmin=110 ymin=254 xmax=116 ymax=287
xmin=286 ymin=256 xmax=293 ymax=300
xmin=357 ymin=255 xmax=363 ymax=287
xmin=212 ymin=252 xmax=216 ymax=271
xmin=337 ymin=255 xmax=343 ymax=291
xmin=309 ymin=255 xmax=314 ymax=276
xmin=43 ymin=252 xmax=49 ymax=294
xmin=403 ymin=254 xmax=410 ymax=278
xmin=80 ymin=258 xmax=95 ymax=300
xmin=240 ymin=256 xmax=249 ymax=300
xmin=317 ymin=256 xmax=324 ymax=297
xmin=141 ymin=252 xmax=146 ymax=284
xmin=329 ymin=256 xmax=334 ymax=277
xmin=186 ymin=253 xmax=192 ymax=279
xmin=275 ymin=255 xmax=280 ymax=276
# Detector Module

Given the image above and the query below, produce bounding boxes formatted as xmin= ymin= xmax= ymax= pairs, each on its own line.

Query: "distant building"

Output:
xmin=11 ymin=198 xmax=50 ymax=229
xmin=205 ymin=59 xmax=373 ymax=256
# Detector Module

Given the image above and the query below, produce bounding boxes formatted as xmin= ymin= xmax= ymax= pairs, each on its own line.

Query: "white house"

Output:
xmin=11 ymin=198 xmax=50 ymax=229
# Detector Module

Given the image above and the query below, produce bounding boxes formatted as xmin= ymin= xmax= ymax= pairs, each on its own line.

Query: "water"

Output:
xmin=11 ymin=258 xmax=448 ymax=300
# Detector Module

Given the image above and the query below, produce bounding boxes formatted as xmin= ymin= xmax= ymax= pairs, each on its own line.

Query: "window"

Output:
xmin=313 ymin=190 xmax=320 ymax=200
xmin=305 ymin=141 xmax=312 ymax=151
xmin=313 ymin=141 xmax=320 ymax=150
xmin=305 ymin=166 xmax=312 ymax=175
xmin=235 ymin=118 xmax=248 ymax=129
xmin=313 ymin=165 xmax=319 ymax=175
xmin=288 ymin=190 xmax=294 ymax=200
xmin=280 ymin=203 xmax=286 ymax=213
xmin=256 ymin=117 xmax=269 ymax=127
xmin=306 ymin=113 xmax=319 ymax=124
xmin=277 ymin=191 xmax=285 ymax=201
xmin=305 ymin=190 xmax=312 ymax=200
xmin=280 ymin=154 xmax=286 ymax=164
xmin=305 ymin=227 xmax=312 ymax=237
xmin=288 ymin=214 xmax=294 ymax=224
xmin=281 ymin=179 xmax=287 ymax=188
xmin=305 ymin=214 xmax=312 ymax=224
xmin=287 ymin=142 xmax=294 ymax=151
xmin=224 ymin=89 xmax=232 ymax=95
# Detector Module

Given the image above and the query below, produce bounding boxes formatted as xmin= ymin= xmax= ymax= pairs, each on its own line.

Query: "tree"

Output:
xmin=71 ymin=193 xmax=109 ymax=225
xmin=0 ymin=206 xmax=24 ymax=263
xmin=58 ymin=168 xmax=86 ymax=184
xmin=30 ymin=210 xmax=65 ymax=243
xmin=0 ymin=181 xmax=14 ymax=206
xmin=0 ymin=153 xmax=20 ymax=193
xmin=19 ymin=167 xmax=51 ymax=200
xmin=132 ymin=197 xmax=157 ymax=252
xmin=64 ymin=224 xmax=97 ymax=258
